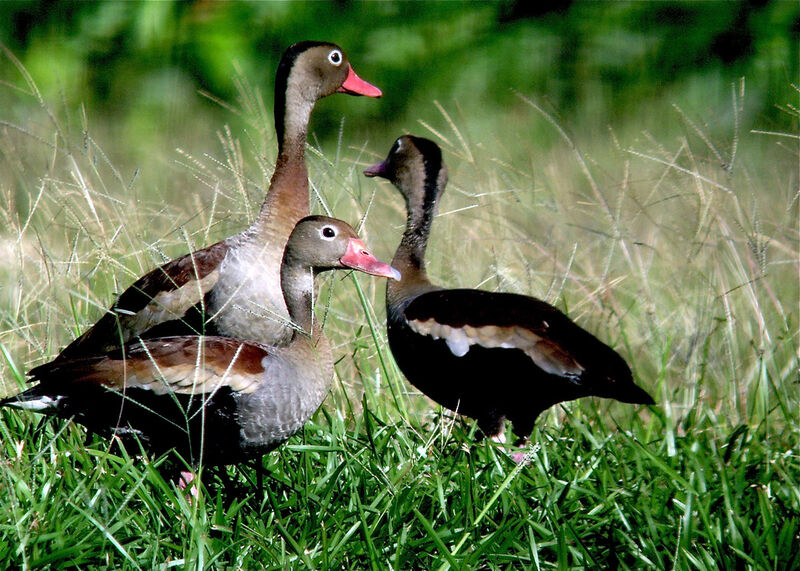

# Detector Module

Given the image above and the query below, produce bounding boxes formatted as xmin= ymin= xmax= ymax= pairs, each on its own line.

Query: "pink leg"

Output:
xmin=178 ymin=470 xmax=200 ymax=499
xmin=508 ymin=439 xmax=538 ymax=465
xmin=509 ymin=450 xmax=530 ymax=464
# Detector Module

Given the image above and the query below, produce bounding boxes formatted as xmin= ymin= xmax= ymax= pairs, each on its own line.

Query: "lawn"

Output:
xmin=0 ymin=39 xmax=797 ymax=569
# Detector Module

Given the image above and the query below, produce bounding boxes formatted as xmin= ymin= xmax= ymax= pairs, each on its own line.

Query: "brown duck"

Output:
xmin=58 ymin=42 xmax=382 ymax=360
xmin=2 ymin=216 xmax=400 ymax=466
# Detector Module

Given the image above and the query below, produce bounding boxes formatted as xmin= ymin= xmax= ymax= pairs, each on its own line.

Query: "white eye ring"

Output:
xmin=320 ymin=226 xmax=337 ymax=240
xmin=328 ymin=49 xmax=343 ymax=66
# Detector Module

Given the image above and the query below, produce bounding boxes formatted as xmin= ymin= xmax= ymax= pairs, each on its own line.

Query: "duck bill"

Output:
xmin=338 ymin=66 xmax=382 ymax=97
xmin=340 ymin=239 xmax=401 ymax=280
xmin=363 ymin=160 xmax=387 ymax=178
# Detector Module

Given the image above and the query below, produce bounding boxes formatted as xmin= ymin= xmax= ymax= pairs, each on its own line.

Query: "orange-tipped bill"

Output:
xmin=340 ymin=239 xmax=401 ymax=280
xmin=338 ymin=66 xmax=382 ymax=97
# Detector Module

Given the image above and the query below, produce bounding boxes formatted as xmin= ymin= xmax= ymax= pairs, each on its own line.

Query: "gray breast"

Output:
xmin=233 ymin=347 xmax=331 ymax=453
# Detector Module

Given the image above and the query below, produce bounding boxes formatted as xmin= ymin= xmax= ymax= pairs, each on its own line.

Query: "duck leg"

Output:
xmin=178 ymin=470 xmax=201 ymax=499
xmin=476 ymin=410 xmax=506 ymax=443
xmin=504 ymin=416 xmax=538 ymax=464
xmin=510 ymin=418 xmax=535 ymax=448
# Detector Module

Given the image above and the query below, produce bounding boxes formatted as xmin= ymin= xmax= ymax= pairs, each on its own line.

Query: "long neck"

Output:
xmin=393 ymin=194 xmax=435 ymax=282
xmin=280 ymin=261 xmax=317 ymax=338
xmin=251 ymin=76 xmax=315 ymax=243
xmin=388 ymin=175 xmax=440 ymax=309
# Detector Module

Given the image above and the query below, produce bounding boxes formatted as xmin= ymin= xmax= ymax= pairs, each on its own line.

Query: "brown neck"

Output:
xmin=248 ymin=75 xmax=317 ymax=252
xmin=254 ymin=151 xmax=308 ymax=235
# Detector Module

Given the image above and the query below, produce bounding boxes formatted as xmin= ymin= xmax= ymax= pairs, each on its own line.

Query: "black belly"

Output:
xmin=66 ymin=385 xmax=249 ymax=466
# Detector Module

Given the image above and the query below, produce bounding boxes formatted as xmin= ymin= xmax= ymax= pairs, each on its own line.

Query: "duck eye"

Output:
xmin=328 ymin=50 xmax=343 ymax=66
xmin=321 ymin=226 xmax=336 ymax=239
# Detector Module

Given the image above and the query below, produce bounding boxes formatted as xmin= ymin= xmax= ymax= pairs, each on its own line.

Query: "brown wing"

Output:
xmin=57 ymin=241 xmax=229 ymax=360
xmin=403 ymin=289 xmax=586 ymax=378
xmin=32 ymin=336 xmax=270 ymax=396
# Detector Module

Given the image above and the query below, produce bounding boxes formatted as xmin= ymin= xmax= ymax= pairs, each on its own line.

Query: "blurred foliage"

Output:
xmin=0 ymin=0 xmax=796 ymax=158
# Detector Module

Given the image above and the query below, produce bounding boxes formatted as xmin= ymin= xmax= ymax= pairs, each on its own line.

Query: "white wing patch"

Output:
xmin=408 ymin=318 xmax=585 ymax=378
xmin=4 ymin=395 xmax=65 ymax=411
xmin=445 ymin=328 xmax=471 ymax=357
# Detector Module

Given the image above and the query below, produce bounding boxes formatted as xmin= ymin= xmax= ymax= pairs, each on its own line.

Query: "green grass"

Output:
xmin=0 ymin=58 xmax=798 ymax=569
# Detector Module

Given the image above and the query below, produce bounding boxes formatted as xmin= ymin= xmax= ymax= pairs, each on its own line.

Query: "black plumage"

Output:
xmin=365 ymin=135 xmax=655 ymax=445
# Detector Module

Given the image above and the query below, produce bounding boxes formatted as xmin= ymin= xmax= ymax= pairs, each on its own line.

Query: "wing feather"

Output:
xmin=57 ymin=242 xmax=229 ymax=359
xmin=32 ymin=336 xmax=269 ymax=396
xmin=404 ymin=289 xmax=586 ymax=378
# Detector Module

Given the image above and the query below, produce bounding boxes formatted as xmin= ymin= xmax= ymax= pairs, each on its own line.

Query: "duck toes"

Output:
xmin=2 ymin=216 xmax=400 ymax=468
xmin=365 ymin=135 xmax=654 ymax=449
xmin=58 ymin=42 xmax=382 ymax=360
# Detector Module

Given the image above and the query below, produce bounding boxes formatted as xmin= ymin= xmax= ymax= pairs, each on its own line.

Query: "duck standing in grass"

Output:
xmin=58 ymin=42 xmax=382 ymax=360
xmin=2 ymin=216 xmax=400 ymax=468
xmin=365 ymin=135 xmax=654 ymax=450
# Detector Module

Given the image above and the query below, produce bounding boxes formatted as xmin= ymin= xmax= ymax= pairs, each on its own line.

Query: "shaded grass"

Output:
xmin=1 ymin=400 xmax=797 ymax=569
xmin=0 ymin=58 xmax=797 ymax=568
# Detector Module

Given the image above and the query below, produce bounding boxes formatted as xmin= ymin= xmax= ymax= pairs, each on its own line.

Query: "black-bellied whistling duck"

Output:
xmin=365 ymin=135 xmax=654 ymax=447
xmin=2 ymin=216 xmax=400 ymax=467
xmin=58 ymin=42 xmax=382 ymax=360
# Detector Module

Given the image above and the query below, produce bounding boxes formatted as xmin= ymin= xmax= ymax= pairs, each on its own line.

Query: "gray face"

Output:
xmin=292 ymin=45 xmax=352 ymax=102
xmin=284 ymin=216 xmax=358 ymax=271
xmin=285 ymin=216 xmax=399 ymax=281
xmin=371 ymin=136 xmax=448 ymax=209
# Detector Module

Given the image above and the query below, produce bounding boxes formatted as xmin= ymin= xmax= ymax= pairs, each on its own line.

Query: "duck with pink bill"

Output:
xmin=2 ymin=216 xmax=400 ymax=472
xmin=58 ymin=42 xmax=383 ymax=362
